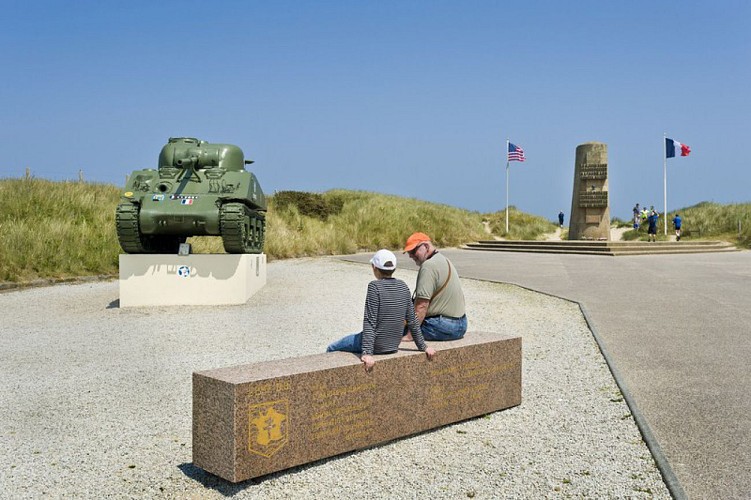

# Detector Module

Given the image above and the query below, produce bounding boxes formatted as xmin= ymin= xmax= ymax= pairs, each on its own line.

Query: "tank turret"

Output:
xmin=116 ymin=137 xmax=267 ymax=254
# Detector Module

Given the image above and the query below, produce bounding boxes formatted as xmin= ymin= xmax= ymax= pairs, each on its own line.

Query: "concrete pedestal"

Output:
xmin=119 ymin=254 xmax=266 ymax=307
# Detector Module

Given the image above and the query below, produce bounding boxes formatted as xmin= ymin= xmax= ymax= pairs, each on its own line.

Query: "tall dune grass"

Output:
xmin=0 ymin=178 xmax=121 ymax=282
xmin=295 ymin=190 xmax=489 ymax=253
xmin=192 ymin=190 xmax=491 ymax=258
xmin=676 ymin=202 xmax=751 ymax=245
xmin=4 ymin=178 xmax=744 ymax=284
xmin=484 ymin=207 xmax=558 ymax=240
xmin=0 ymin=180 xmax=498 ymax=282
xmin=621 ymin=201 xmax=751 ymax=244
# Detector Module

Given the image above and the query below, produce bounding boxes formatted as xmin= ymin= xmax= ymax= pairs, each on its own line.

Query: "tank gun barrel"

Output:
xmin=175 ymin=156 xmax=198 ymax=169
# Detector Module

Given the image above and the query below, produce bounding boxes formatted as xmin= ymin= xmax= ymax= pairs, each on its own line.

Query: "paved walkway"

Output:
xmin=342 ymin=249 xmax=751 ymax=499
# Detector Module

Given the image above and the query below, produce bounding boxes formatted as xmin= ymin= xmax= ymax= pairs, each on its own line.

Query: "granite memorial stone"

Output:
xmin=193 ymin=331 xmax=522 ymax=482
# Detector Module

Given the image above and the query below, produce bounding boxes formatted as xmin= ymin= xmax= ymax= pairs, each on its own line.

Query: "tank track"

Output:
xmin=116 ymin=203 xmax=150 ymax=253
xmin=115 ymin=203 xmax=185 ymax=254
xmin=220 ymin=202 xmax=266 ymax=254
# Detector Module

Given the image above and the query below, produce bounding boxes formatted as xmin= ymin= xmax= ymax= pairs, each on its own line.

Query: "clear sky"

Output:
xmin=2 ymin=1 xmax=749 ymax=220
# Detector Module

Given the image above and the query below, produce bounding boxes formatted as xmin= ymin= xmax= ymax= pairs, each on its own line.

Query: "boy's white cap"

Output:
xmin=370 ymin=249 xmax=397 ymax=271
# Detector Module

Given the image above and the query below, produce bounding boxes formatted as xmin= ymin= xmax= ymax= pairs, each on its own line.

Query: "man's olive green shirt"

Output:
xmin=414 ymin=252 xmax=466 ymax=318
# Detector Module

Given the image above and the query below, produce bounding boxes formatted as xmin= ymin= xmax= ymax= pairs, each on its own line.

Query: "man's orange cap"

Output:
xmin=403 ymin=232 xmax=431 ymax=253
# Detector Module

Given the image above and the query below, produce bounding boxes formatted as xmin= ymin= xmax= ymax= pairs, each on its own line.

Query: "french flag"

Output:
xmin=666 ymin=138 xmax=691 ymax=158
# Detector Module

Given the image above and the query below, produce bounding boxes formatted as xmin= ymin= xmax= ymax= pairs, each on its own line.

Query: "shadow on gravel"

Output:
xmin=178 ymin=414 xmax=496 ymax=495
xmin=178 ymin=453 xmax=369 ymax=495
xmin=177 ymin=460 xmax=338 ymax=496
xmin=107 ymin=299 xmax=119 ymax=309
xmin=178 ymin=463 xmax=259 ymax=496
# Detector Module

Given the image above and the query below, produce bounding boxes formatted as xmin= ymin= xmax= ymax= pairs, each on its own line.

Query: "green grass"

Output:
xmin=0 ymin=180 xmax=555 ymax=283
xmin=267 ymin=190 xmax=491 ymax=258
xmin=0 ymin=178 xmax=122 ymax=282
xmin=610 ymin=216 xmax=632 ymax=228
xmin=621 ymin=201 xmax=751 ymax=244
xmin=189 ymin=190 xmax=495 ymax=257
xmin=484 ymin=207 xmax=559 ymax=240
xmin=4 ymin=178 xmax=747 ymax=284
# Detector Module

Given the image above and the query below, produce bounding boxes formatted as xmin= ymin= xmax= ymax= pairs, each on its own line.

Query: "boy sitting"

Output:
xmin=327 ymin=249 xmax=436 ymax=370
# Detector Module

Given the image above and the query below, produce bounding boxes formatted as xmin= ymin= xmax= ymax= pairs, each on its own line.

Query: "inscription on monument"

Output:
xmin=585 ymin=215 xmax=601 ymax=224
xmin=309 ymin=381 xmax=375 ymax=442
xmin=428 ymin=360 xmax=516 ymax=409
xmin=579 ymin=163 xmax=608 ymax=180
xmin=578 ymin=192 xmax=609 ymax=208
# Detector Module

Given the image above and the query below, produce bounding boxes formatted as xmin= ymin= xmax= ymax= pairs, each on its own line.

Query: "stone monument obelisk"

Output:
xmin=568 ymin=142 xmax=610 ymax=240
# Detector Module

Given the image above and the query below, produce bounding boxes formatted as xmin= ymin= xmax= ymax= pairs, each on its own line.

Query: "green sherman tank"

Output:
xmin=116 ymin=137 xmax=266 ymax=254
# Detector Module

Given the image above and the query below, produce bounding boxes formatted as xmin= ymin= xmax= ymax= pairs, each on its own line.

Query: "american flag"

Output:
xmin=508 ymin=142 xmax=526 ymax=162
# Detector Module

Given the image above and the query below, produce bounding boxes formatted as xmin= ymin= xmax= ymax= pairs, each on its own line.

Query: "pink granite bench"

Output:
xmin=193 ymin=331 xmax=521 ymax=482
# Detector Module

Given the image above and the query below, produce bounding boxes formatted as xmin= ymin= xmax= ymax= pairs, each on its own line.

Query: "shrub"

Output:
xmin=272 ymin=191 xmax=343 ymax=220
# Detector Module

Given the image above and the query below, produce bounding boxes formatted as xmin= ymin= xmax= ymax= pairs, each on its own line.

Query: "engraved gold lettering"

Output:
xmin=312 ymin=382 xmax=376 ymax=401
xmin=311 ymin=418 xmax=372 ymax=441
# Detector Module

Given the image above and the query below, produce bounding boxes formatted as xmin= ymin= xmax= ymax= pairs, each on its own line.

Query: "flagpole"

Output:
xmin=663 ymin=133 xmax=668 ymax=236
xmin=505 ymin=138 xmax=510 ymax=233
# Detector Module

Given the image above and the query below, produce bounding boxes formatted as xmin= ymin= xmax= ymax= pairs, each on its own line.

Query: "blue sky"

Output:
xmin=2 ymin=1 xmax=749 ymax=220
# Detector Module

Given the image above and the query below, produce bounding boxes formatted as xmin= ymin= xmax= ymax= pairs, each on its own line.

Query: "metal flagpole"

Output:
xmin=505 ymin=138 xmax=510 ymax=233
xmin=663 ymin=133 xmax=668 ymax=236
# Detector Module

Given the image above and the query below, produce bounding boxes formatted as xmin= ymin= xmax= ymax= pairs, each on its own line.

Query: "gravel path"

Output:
xmin=0 ymin=257 xmax=669 ymax=498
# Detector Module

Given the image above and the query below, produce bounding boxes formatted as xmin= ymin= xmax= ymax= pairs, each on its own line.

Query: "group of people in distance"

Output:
xmin=327 ymin=232 xmax=467 ymax=370
xmin=632 ymin=203 xmax=683 ymax=242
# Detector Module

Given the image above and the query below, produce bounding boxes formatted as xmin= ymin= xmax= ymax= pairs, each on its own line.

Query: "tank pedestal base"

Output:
xmin=118 ymin=253 xmax=266 ymax=307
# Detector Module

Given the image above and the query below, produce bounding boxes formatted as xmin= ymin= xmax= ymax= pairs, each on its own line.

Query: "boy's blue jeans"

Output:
xmin=327 ymin=314 xmax=468 ymax=352
xmin=420 ymin=315 xmax=467 ymax=341
xmin=327 ymin=332 xmax=363 ymax=353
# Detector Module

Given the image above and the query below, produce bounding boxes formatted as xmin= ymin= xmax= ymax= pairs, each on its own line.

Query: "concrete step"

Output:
xmin=464 ymin=240 xmax=737 ymax=256
xmin=473 ymin=239 xmax=729 ymax=247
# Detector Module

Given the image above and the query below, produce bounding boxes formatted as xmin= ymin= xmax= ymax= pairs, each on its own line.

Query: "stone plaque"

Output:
xmin=569 ymin=142 xmax=611 ymax=240
xmin=579 ymin=163 xmax=608 ymax=180
xmin=585 ymin=215 xmax=601 ymax=224
xmin=193 ymin=332 xmax=522 ymax=482
xmin=577 ymin=192 xmax=609 ymax=208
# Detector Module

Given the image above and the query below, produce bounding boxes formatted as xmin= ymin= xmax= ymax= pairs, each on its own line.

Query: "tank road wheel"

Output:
xmin=253 ymin=212 xmax=266 ymax=251
xmin=116 ymin=203 xmax=185 ymax=254
xmin=220 ymin=203 xmax=266 ymax=254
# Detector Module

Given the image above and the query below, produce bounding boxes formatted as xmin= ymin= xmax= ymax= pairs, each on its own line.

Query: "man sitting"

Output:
xmin=403 ymin=232 xmax=467 ymax=341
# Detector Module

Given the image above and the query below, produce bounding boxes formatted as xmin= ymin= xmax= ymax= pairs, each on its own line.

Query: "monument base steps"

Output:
xmin=465 ymin=240 xmax=737 ymax=256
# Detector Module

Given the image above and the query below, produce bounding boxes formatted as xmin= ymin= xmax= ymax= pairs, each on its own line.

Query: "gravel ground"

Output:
xmin=0 ymin=257 xmax=669 ymax=499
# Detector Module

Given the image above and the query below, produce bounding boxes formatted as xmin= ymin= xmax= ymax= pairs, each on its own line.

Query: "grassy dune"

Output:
xmin=0 ymin=178 xmax=122 ymax=282
xmin=621 ymin=201 xmax=751 ymax=244
xmin=190 ymin=190 xmax=495 ymax=257
xmin=0 ymin=179 xmax=553 ymax=283
xmin=3 ymin=178 xmax=745 ymax=284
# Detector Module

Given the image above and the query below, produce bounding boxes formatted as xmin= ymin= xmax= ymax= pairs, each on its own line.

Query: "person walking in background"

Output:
xmin=558 ymin=211 xmax=564 ymax=228
xmin=647 ymin=210 xmax=659 ymax=242
xmin=403 ymin=232 xmax=467 ymax=341
xmin=633 ymin=203 xmax=640 ymax=230
xmin=326 ymin=249 xmax=436 ymax=371
xmin=641 ymin=206 xmax=650 ymax=225
xmin=672 ymin=214 xmax=682 ymax=241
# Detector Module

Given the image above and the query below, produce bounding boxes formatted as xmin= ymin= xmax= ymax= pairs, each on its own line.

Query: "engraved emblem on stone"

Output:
xmin=248 ymin=400 xmax=289 ymax=457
